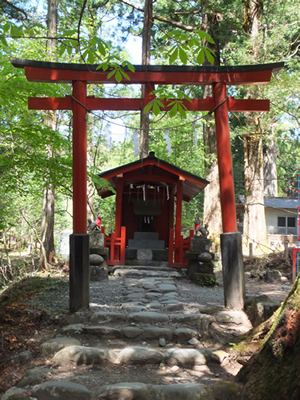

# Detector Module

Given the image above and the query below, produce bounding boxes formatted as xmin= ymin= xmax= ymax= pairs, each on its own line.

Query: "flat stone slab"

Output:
xmin=158 ymin=284 xmax=177 ymax=292
xmin=90 ymin=311 xmax=127 ymax=324
xmin=119 ymin=347 xmax=163 ymax=364
xmin=122 ymin=326 xmax=144 ymax=339
xmin=165 ymin=348 xmax=207 ymax=368
xmin=128 ymin=311 xmax=169 ymax=324
xmin=171 ymin=314 xmax=202 ymax=324
xmin=121 ymin=305 xmax=146 ymax=312
xmin=83 ymin=326 xmax=123 ymax=338
xmin=95 ymin=382 xmax=150 ymax=400
xmin=115 ymin=269 xmax=181 ymax=278
xmin=32 ymin=381 xmax=91 ymax=400
xmin=152 ymin=383 xmax=212 ymax=400
xmin=174 ymin=328 xmax=199 ymax=342
xmin=164 ymin=303 xmax=184 ymax=312
xmin=62 ymin=324 xmax=85 ymax=333
xmin=53 ymin=345 xmax=117 ymax=366
xmin=40 ymin=337 xmax=81 ymax=356
xmin=142 ymin=327 xmax=174 ymax=341
xmin=17 ymin=366 xmax=51 ymax=387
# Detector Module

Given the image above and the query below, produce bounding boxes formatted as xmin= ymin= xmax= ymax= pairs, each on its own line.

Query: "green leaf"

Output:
xmin=98 ymin=43 xmax=106 ymax=56
xmin=169 ymin=103 xmax=178 ymax=118
xmin=126 ymin=62 xmax=135 ymax=73
xmin=196 ymin=49 xmax=205 ymax=65
xmin=87 ymin=51 xmax=95 ymax=64
xmin=177 ymin=90 xmax=192 ymax=103
xmin=178 ymin=104 xmax=187 ymax=118
xmin=169 ymin=48 xmax=178 ymax=64
xmin=107 ymin=69 xmax=116 ymax=79
xmin=204 ymin=48 xmax=214 ymax=64
xmin=115 ymin=70 xmax=122 ymax=82
xmin=196 ymin=30 xmax=215 ymax=44
xmin=152 ymin=101 xmax=161 ymax=116
xmin=58 ymin=44 xmax=66 ymax=57
xmin=143 ymin=101 xmax=154 ymax=114
xmin=179 ymin=47 xmax=188 ymax=64
xmin=121 ymin=70 xmax=130 ymax=80
xmin=0 ymin=37 xmax=8 ymax=46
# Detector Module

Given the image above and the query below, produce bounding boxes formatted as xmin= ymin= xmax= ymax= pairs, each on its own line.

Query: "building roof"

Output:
xmin=264 ymin=197 xmax=298 ymax=209
xmin=97 ymin=152 xmax=209 ymax=202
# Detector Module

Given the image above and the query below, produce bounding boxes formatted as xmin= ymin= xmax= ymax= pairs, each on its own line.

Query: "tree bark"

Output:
xmin=242 ymin=0 xmax=267 ymax=254
xmin=39 ymin=0 xmax=58 ymax=268
xmin=139 ymin=0 xmax=152 ymax=159
xmin=263 ymin=136 xmax=278 ymax=197
xmin=202 ymin=12 xmax=222 ymax=242
xmin=243 ymin=117 xmax=267 ymax=254
xmin=237 ymin=276 xmax=300 ymax=399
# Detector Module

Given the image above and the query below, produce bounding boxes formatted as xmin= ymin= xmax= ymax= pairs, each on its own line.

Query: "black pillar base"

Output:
xmin=221 ymin=232 xmax=245 ymax=310
xmin=69 ymin=234 xmax=90 ymax=313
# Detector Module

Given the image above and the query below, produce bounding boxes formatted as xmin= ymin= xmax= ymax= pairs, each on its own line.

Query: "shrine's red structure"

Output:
xmin=11 ymin=58 xmax=284 ymax=311
xmin=97 ymin=151 xmax=208 ymax=267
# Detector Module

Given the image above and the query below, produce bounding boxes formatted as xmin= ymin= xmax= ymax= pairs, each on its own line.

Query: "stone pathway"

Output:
xmin=3 ymin=267 xmax=256 ymax=400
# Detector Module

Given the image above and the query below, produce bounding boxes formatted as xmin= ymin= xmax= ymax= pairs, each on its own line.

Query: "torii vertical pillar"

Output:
xmin=69 ymin=80 xmax=90 ymax=312
xmin=213 ymin=82 xmax=245 ymax=310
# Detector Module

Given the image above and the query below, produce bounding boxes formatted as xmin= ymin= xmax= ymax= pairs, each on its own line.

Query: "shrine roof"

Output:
xmin=11 ymin=58 xmax=284 ymax=85
xmin=97 ymin=152 xmax=209 ymax=202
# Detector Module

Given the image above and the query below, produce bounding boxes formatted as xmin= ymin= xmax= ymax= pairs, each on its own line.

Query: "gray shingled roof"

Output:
xmin=264 ymin=197 xmax=298 ymax=209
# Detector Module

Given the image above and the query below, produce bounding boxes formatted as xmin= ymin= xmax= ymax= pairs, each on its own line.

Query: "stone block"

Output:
xmin=89 ymin=231 xmax=104 ymax=248
xmin=125 ymin=248 xmax=137 ymax=260
xmin=90 ymin=247 xmax=109 ymax=259
xmin=190 ymin=237 xmax=211 ymax=253
xmin=90 ymin=254 xmax=105 ymax=266
xmin=198 ymin=252 xmax=212 ymax=262
xmin=137 ymin=249 xmax=153 ymax=261
xmin=193 ymin=272 xmax=216 ymax=287
xmin=90 ymin=265 xmax=108 ymax=281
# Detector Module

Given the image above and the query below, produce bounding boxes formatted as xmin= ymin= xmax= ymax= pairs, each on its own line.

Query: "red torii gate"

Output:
xmin=12 ymin=59 xmax=284 ymax=311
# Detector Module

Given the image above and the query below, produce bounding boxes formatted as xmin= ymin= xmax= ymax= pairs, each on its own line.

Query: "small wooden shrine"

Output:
xmin=97 ymin=152 xmax=209 ymax=267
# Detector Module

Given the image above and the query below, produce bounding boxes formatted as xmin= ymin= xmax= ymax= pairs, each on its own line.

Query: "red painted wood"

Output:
xmin=228 ymin=97 xmax=270 ymax=112
xmin=28 ymin=96 xmax=270 ymax=112
xmin=115 ymin=178 xmax=123 ymax=237
xmin=72 ymin=81 xmax=87 ymax=234
xmin=175 ymin=181 xmax=183 ymax=241
xmin=120 ymin=226 xmax=126 ymax=264
xmin=24 ymin=66 xmax=273 ymax=85
xmin=101 ymin=158 xmax=207 ymax=188
xmin=169 ymin=229 xmax=174 ymax=266
xmin=121 ymin=175 xmax=178 ymax=184
xmin=213 ymin=82 xmax=237 ymax=233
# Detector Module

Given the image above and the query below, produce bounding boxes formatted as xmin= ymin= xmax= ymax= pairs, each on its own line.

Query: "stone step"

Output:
xmin=41 ymin=341 xmax=228 ymax=368
xmin=128 ymin=238 xmax=165 ymax=249
xmin=23 ymin=380 xmax=241 ymax=400
xmin=113 ymin=268 xmax=182 ymax=278
xmin=134 ymin=232 xmax=160 ymax=240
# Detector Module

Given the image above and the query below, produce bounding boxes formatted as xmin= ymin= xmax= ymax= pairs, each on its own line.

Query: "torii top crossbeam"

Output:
xmin=11 ymin=59 xmax=283 ymax=237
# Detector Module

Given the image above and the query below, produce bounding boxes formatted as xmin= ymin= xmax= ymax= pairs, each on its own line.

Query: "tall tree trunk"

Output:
xmin=202 ymin=12 xmax=222 ymax=243
xmin=40 ymin=0 xmax=58 ymax=268
xmin=263 ymin=136 xmax=278 ymax=197
xmin=243 ymin=116 xmax=267 ymax=253
xmin=242 ymin=0 xmax=266 ymax=254
xmin=139 ymin=0 xmax=152 ymax=159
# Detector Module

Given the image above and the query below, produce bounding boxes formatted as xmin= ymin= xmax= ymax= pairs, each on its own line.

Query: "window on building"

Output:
xmin=277 ymin=216 xmax=296 ymax=235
